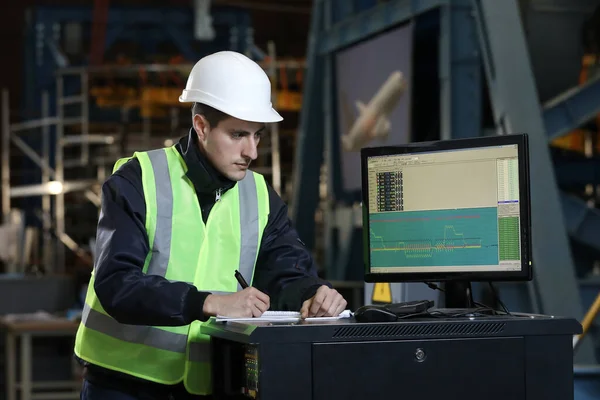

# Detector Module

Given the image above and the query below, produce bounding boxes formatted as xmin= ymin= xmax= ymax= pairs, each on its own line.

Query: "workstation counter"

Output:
xmin=202 ymin=312 xmax=581 ymax=400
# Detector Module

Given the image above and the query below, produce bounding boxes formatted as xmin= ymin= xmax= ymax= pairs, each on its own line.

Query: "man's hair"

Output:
xmin=191 ymin=102 xmax=230 ymax=128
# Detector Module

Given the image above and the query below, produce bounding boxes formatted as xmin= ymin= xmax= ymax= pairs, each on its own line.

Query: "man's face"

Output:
xmin=194 ymin=114 xmax=265 ymax=181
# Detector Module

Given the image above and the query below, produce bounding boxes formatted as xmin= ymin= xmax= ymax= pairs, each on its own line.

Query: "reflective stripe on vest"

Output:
xmin=189 ymin=341 xmax=211 ymax=363
xmin=81 ymin=303 xmax=188 ymax=353
xmin=146 ymin=149 xmax=172 ymax=276
xmin=80 ymin=148 xmax=260 ymax=353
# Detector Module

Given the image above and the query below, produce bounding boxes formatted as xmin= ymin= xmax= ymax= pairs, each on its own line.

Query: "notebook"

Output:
xmin=215 ymin=310 xmax=353 ymax=322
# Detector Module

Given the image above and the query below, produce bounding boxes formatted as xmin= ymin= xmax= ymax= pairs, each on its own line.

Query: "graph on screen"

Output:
xmin=369 ymin=207 xmax=500 ymax=268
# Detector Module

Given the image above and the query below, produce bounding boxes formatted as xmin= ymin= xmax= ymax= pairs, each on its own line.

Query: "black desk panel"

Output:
xmin=201 ymin=313 xmax=581 ymax=400
xmin=313 ymin=337 xmax=524 ymax=400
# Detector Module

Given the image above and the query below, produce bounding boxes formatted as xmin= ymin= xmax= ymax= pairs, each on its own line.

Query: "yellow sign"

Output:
xmin=372 ymin=282 xmax=392 ymax=303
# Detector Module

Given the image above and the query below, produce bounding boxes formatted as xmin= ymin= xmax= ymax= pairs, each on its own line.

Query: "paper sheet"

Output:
xmin=304 ymin=310 xmax=353 ymax=321
xmin=215 ymin=311 xmax=300 ymax=322
xmin=215 ymin=310 xmax=353 ymax=322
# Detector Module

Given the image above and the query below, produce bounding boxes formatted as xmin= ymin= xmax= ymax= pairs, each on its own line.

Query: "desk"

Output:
xmin=201 ymin=312 xmax=581 ymax=400
xmin=1 ymin=317 xmax=81 ymax=400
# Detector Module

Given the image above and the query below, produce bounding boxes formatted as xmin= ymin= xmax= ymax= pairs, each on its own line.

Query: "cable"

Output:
xmin=427 ymin=307 xmax=507 ymax=318
xmin=395 ymin=306 xmax=508 ymax=321
xmin=423 ymin=282 xmax=509 ymax=317
xmin=425 ymin=282 xmax=442 ymax=292
xmin=488 ymin=282 xmax=511 ymax=315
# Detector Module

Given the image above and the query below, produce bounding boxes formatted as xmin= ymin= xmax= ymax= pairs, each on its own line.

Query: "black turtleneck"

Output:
xmin=174 ymin=129 xmax=235 ymax=223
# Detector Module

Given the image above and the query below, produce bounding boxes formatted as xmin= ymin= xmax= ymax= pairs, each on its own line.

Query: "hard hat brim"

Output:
xmin=179 ymin=92 xmax=283 ymax=123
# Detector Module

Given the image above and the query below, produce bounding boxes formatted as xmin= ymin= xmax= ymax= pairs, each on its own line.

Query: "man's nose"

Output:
xmin=242 ymin=136 xmax=259 ymax=160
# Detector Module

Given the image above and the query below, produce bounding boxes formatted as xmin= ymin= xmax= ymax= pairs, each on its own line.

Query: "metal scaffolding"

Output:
xmin=1 ymin=71 xmax=103 ymax=273
xmin=1 ymin=50 xmax=300 ymax=274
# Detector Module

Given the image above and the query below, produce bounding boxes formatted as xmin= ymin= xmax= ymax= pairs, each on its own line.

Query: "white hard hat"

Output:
xmin=179 ymin=51 xmax=283 ymax=123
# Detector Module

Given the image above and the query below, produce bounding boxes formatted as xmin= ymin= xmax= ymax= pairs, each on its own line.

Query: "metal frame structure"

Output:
xmin=471 ymin=1 xmax=598 ymax=366
xmin=1 ymin=75 xmax=102 ymax=274
xmin=2 ymin=50 xmax=298 ymax=275
xmin=4 ymin=1 xmax=304 ymax=274
xmin=3 ymin=64 xmax=198 ymax=274
xmin=292 ymin=0 xmax=600 ymax=364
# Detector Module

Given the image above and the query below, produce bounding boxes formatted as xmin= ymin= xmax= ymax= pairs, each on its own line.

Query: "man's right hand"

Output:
xmin=203 ymin=287 xmax=270 ymax=318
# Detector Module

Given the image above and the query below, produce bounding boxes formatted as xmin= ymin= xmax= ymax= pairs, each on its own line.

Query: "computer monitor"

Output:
xmin=360 ymin=134 xmax=532 ymax=305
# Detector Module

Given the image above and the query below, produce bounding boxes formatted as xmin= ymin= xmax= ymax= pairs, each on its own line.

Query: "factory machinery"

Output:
xmin=291 ymin=0 xmax=600 ymax=398
xmin=1 ymin=3 xmax=306 ymax=277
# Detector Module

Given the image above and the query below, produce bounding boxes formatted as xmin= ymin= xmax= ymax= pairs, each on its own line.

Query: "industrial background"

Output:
xmin=0 ymin=0 xmax=600 ymax=398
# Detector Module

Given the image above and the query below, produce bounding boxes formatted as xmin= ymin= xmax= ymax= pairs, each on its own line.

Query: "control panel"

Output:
xmin=243 ymin=345 xmax=259 ymax=398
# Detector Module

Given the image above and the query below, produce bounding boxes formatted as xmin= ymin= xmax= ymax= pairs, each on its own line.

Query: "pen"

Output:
xmin=235 ymin=270 xmax=249 ymax=289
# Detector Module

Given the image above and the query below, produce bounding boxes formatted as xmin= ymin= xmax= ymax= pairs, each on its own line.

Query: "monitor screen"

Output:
xmin=361 ymin=134 xmax=532 ymax=283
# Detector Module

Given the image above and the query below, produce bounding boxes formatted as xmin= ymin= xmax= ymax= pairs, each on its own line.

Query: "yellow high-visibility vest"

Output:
xmin=74 ymin=145 xmax=270 ymax=395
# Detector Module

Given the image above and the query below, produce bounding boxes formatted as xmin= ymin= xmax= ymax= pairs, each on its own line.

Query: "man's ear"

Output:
xmin=193 ymin=114 xmax=210 ymax=142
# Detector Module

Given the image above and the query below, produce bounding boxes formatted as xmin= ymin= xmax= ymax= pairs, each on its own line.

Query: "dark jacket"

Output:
xmin=82 ymin=128 xmax=329 ymax=397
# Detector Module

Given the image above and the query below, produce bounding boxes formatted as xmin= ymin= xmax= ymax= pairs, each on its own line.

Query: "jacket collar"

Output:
xmin=175 ymin=128 xmax=236 ymax=195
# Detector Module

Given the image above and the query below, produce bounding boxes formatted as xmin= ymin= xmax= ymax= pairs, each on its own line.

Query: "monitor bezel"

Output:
xmin=360 ymin=133 xmax=532 ymax=283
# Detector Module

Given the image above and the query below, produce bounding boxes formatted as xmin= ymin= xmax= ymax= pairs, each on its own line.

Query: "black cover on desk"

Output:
xmin=202 ymin=313 xmax=580 ymax=344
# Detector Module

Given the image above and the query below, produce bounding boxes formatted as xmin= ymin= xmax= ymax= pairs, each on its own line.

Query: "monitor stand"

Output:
xmin=442 ymin=281 xmax=506 ymax=318
xmin=443 ymin=281 xmax=475 ymax=309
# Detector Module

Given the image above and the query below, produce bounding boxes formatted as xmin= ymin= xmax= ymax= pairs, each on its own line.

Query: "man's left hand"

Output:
xmin=300 ymin=285 xmax=347 ymax=318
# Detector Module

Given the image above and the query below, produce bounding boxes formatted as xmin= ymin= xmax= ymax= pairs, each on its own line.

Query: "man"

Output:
xmin=74 ymin=51 xmax=347 ymax=400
